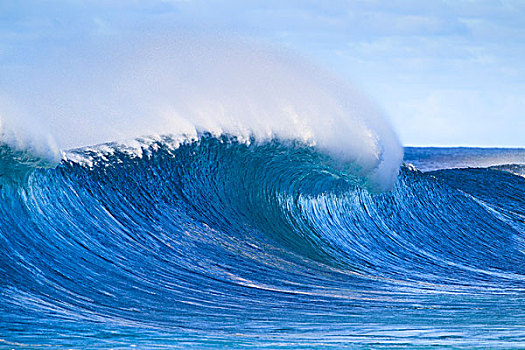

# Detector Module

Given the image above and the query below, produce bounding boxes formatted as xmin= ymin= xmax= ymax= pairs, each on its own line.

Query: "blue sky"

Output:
xmin=1 ymin=0 xmax=524 ymax=146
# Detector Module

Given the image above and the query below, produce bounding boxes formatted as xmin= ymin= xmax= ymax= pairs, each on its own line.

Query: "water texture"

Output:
xmin=0 ymin=137 xmax=523 ymax=348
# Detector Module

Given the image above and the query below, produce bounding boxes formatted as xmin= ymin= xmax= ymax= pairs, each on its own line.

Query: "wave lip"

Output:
xmin=0 ymin=35 xmax=402 ymax=191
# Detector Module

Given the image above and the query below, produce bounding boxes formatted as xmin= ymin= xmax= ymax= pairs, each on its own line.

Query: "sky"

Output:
xmin=0 ymin=0 xmax=524 ymax=147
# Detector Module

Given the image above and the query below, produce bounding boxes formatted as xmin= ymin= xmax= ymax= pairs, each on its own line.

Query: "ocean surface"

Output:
xmin=0 ymin=139 xmax=523 ymax=349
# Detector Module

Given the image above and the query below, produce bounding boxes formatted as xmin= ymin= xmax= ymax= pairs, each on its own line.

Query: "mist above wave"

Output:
xmin=0 ymin=34 xmax=402 ymax=190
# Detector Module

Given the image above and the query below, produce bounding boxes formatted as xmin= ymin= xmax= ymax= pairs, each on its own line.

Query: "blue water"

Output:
xmin=1 ymin=137 xmax=524 ymax=348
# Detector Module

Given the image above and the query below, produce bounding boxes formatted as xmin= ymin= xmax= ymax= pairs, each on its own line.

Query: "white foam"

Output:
xmin=0 ymin=106 xmax=61 ymax=168
xmin=0 ymin=34 xmax=402 ymax=190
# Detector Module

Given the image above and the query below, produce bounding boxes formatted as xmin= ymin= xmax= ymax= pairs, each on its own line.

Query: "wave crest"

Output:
xmin=0 ymin=35 xmax=402 ymax=190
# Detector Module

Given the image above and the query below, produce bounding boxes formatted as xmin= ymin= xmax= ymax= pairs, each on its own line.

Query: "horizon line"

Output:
xmin=403 ymin=145 xmax=525 ymax=149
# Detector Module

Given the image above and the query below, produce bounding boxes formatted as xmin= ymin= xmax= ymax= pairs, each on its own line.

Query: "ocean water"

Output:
xmin=0 ymin=35 xmax=524 ymax=349
xmin=0 ymin=138 xmax=523 ymax=349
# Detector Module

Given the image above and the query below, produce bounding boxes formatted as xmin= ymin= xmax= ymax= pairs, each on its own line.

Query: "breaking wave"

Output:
xmin=0 ymin=136 xmax=524 ymax=348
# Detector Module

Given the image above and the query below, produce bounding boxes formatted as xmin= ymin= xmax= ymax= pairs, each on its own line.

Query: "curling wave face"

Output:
xmin=0 ymin=136 xmax=524 ymax=348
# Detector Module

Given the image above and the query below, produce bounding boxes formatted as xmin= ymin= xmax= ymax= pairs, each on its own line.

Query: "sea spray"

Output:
xmin=0 ymin=35 xmax=402 ymax=190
